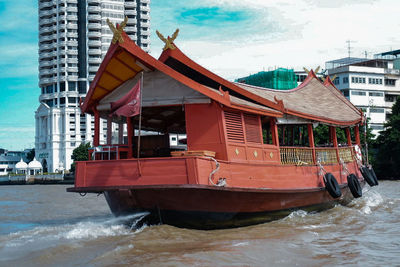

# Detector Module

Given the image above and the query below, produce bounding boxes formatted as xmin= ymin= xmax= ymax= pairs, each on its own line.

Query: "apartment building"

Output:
xmin=36 ymin=0 xmax=151 ymax=172
xmin=326 ymin=52 xmax=400 ymax=137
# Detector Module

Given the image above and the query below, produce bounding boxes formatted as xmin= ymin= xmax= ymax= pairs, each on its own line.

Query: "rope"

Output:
xmin=317 ymin=158 xmax=327 ymax=182
xmin=339 ymin=158 xmax=350 ymax=176
xmin=205 ymin=156 xmax=225 ymax=187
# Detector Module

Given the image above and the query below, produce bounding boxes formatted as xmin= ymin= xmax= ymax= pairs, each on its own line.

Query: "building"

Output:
xmin=36 ymin=0 xmax=151 ymax=172
xmin=0 ymin=149 xmax=31 ymax=175
xmin=326 ymin=52 xmax=400 ymax=137
xmin=236 ymin=68 xmax=298 ymax=90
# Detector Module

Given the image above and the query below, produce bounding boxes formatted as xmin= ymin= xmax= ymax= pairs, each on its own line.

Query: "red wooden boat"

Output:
xmin=68 ymin=24 xmax=378 ymax=229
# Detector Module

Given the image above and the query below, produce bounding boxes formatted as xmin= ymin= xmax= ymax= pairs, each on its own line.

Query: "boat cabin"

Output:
xmin=75 ymin=25 xmax=364 ymax=190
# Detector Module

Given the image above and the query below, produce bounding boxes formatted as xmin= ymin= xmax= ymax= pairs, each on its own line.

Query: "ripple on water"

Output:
xmin=0 ymin=212 xmax=149 ymax=262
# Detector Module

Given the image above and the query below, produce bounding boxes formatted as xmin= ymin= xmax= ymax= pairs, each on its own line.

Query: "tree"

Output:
xmin=26 ymin=149 xmax=35 ymax=162
xmin=70 ymin=142 xmax=91 ymax=172
xmin=374 ymin=97 xmax=400 ymax=179
xmin=313 ymin=124 xmax=347 ymax=146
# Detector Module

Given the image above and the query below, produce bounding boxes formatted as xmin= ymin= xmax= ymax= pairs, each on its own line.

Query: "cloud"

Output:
xmin=151 ymin=0 xmax=400 ymax=80
xmin=0 ymin=1 xmax=38 ymax=79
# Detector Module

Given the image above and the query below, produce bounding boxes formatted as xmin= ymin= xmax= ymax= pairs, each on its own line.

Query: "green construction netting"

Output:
xmin=236 ymin=68 xmax=297 ymax=90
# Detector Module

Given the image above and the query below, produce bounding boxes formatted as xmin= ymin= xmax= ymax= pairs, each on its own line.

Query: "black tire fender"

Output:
xmin=360 ymin=167 xmax=376 ymax=187
xmin=347 ymin=174 xmax=362 ymax=198
xmin=324 ymin=173 xmax=342 ymax=198
xmin=369 ymin=167 xmax=379 ymax=186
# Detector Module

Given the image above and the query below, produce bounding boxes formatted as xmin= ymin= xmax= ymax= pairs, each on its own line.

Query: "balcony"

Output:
xmin=140 ymin=21 xmax=150 ymax=28
xmin=384 ymin=69 xmax=400 ymax=75
xmin=88 ymin=32 xmax=101 ymax=38
xmin=67 ymin=41 xmax=78 ymax=46
xmin=87 ymin=6 xmax=101 ymax=13
xmin=39 ymin=1 xmax=54 ymax=9
xmin=88 ymin=22 xmax=102 ymax=30
xmin=88 ymin=49 xmax=102 ymax=55
xmin=67 ymin=24 xmax=78 ymax=30
xmin=88 ymin=57 xmax=102 ymax=64
xmin=39 ymin=43 xmax=53 ymax=51
xmin=88 ymin=40 xmax=101 ymax=46
xmin=39 ymin=17 xmax=54 ymax=25
xmin=66 ymin=7 xmax=78 ymax=12
xmin=125 ymin=2 xmax=136 ymax=8
xmin=87 ymin=14 xmax=101 ymax=21
xmin=66 ymin=15 xmax=78 ymax=21
xmin=40 ymin=35 xmax=54 ymax=42
xmin=67 ymin=50 xmax=78 ymax=55
xmin=39 ymin=61 xmax=52 ymax=68
xmin=141 ymin=38 xmax=150 ymax=44
xmin=125 ymin=26 xmax=137 ymax=33
xmin=40 ymin=69 xmax=53 ymax=76
xmin=140 ymin=30 xmax=150 ymax=36
xmin=39 ymin=52 xmax=53 ymax=60
xmin=88 ymin=66 xmax=100 ymax=73
xmin=141 ymin=5 xmax=150 ymax=12
xmin=125 ymin=10 xmax=137 ymax=16
xmin=141 ymin=14 xmax=150 ymax=20
xmin=67 ymin=58 xmax=78 ymax=64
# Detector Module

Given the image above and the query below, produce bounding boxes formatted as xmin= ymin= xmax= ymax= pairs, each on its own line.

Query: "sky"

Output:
xmin=1 ymin=0 xmax=400 ymax=150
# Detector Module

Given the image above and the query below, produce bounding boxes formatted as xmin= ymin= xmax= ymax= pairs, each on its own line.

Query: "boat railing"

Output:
xmin=88 ymin=145 xmax=129 ymax=161
xmin=338 ymin=147 xmax=354 ymax=163
xmin=280 ymin=147 xmax=314 ymax=165
xmin=280 ymin=146 xmax=355 ymax=165
xmin=315 ymin=148 xmax=338 ymax=164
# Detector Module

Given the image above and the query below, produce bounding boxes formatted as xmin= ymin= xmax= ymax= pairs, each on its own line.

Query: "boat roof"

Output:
xmin=235 ymin=74 xmax=363 ymax=126
xmin=158 ymin=39 xmax=363 ymax=126
xmin=81 ymin=30 xmax=281 ymax=118
xmin=81 ymin=24 xmax=363 ymax=126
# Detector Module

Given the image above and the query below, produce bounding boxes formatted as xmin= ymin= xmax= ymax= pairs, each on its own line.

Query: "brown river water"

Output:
xmin=0 ymin=181 xmax=399 ymax=267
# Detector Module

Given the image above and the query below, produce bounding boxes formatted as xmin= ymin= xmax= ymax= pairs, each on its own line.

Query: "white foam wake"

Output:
xmin=2 ymin=212 xmax=149 ymax=249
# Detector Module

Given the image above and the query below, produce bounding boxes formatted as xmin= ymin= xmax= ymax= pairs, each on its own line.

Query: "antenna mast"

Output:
xmin=346 ymin=40 xmax=355 ymax=58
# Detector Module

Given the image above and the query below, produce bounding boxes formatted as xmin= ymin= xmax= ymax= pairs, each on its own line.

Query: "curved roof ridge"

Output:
xmin=158 ymin=45 xmax=285 ymax=112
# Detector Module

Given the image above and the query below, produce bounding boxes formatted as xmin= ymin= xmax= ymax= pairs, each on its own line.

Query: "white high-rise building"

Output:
xmin=35 ymin=0 xmax=151 ymax=172
xmin=326 ymin=51 xmax=400 ymax=137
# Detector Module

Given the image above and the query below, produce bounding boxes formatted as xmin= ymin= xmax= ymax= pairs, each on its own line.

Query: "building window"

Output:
xmin=351 ymin=76 xmax=366 ymax=84
xmin=369 ymin=78 xmax=383 ymax=85
xmin=385 ymin=79 xmax=396 ymax=86
xmin=351 ymin=90 xmax=366 ymax=96
xmin=342 ymin=90 xmax=349 ymax=97
xmin=370 ymin=108 xmax=384 ymax=113
xmin=59 ymin=82 xmax=65 ymax=92
xmin=370 ymin=125 xmax=384 ymax=130
xmin=385 ymin=95 xmax=398 ymax=102
xmin=369 ymin=92 xmax=383 ymax=97
xmin=68 ymin=81 xmax=76 ymax=91
xmin=68 ymin=97 xmax=77 ymax=104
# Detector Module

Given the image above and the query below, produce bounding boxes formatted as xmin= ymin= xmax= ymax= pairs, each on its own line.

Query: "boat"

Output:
xmin=67 ymin=21 xmax=378 ymax=229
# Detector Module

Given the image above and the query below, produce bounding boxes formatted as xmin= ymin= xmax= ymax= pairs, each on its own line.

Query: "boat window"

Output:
xmin=243 ymin=114 xmax=262 ymax=144
xmin=261 ymin=117 xmax=273 ymax=145
xmin=278 ymin=125 xmax=309 ymax=147
xmin=224 ymin=111 xmax=245 ymax=143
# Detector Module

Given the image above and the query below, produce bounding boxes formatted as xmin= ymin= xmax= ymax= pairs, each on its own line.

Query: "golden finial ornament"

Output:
xmin=107 ymin=16 xmax=128 ymax=44
xmin=156 ymin=29 xmax=179 ymax=51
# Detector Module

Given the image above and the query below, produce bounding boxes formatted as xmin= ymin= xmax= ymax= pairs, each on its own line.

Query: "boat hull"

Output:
xmin=102 ymin=184 xmax=357 ymax=229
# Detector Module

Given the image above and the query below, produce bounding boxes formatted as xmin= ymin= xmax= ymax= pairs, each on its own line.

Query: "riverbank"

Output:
xmin=0 ymin=174 xmax=74 ymax=185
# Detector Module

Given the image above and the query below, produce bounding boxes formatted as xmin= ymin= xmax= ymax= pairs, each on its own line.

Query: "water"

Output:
xmin=0 ymin=182 xmax=399 ymax=266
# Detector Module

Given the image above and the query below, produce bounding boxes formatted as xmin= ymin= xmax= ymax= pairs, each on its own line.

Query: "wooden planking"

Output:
xmin=76 ymin=158 xmax=189 ymax=187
